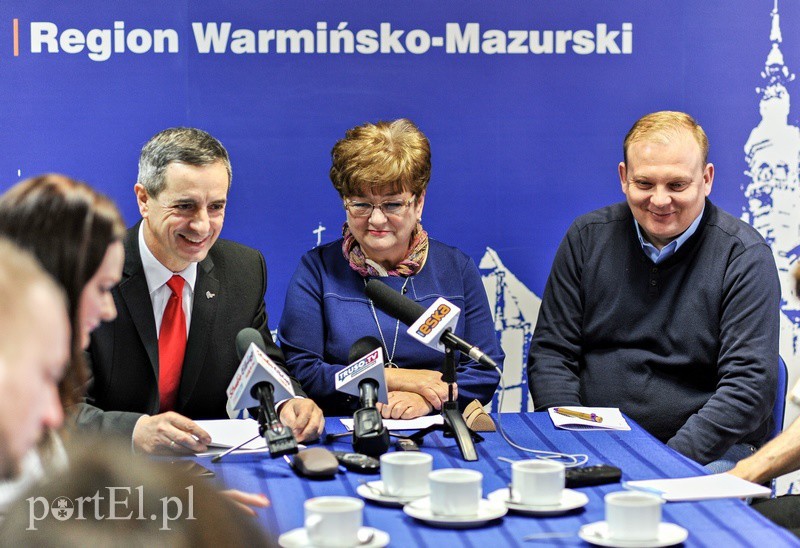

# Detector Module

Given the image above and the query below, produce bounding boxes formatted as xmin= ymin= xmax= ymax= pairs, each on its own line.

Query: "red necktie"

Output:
xmin=159 ymin=275 xmax=186 ymax=412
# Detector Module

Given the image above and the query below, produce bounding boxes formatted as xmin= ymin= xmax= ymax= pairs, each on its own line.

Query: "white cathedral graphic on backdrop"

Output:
xmin=479 ymin=248 xmax=540 ymax=412
xmin=743 ymin=0 xmax=800 ymax=493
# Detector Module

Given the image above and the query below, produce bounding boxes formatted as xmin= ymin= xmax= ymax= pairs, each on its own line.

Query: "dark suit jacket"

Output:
xmin=75 ymin=223 xmax=294 ymax=437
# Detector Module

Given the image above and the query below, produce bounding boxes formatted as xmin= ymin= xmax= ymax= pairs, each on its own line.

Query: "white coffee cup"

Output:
xmin=380 ymin=451 xmax=433 ymax=497
xmin=428 ymin=468 xmax=483 ymax=517
xmin=605 ymin=491 xmax=663 ymax=541
xmin=304 ymin=496 xmax=364 ymax=547
xmin=511 ymin=459 xmax=565 ymax=506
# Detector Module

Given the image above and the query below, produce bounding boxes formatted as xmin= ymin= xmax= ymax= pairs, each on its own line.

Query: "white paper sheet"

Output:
xmin=547 ymin=407 xmax=631 ymax=431
xmin=194 ymin=418 xmax=267 ymax=450
xmin=340 ymin=415 xmax=444 ymax=431
xmin=623 ymin=473 xmax=771 ymax=502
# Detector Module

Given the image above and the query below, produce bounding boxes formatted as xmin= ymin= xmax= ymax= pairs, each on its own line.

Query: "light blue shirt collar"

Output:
xmin=635 ymin=206 xmax=704 ymax=264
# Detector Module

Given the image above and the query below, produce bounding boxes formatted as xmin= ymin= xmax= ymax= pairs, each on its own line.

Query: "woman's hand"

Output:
xmin=378 ymin=391 xmax=434 ymax=419
xmin=384 ymin=368 xmax=458 ymax=410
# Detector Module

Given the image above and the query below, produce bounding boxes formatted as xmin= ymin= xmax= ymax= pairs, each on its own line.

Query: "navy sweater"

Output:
xmin=279 ymin=239 xmax=503 ymax=416
xmin=528 ymin=200 xmax=780 ymax=464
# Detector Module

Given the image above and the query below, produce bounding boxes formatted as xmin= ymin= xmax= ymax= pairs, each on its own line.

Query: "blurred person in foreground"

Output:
xmin=0 ymin=439 xmax=274 ymax=546
xmin=0 ymin=237 xmax=70 ymax=514
xmin=279 ymin=119 xmax=503 ymax=419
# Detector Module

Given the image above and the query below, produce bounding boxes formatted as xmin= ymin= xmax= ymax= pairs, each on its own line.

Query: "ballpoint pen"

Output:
xmin=211 ymin=434 xmax=261 ymax=463
xmin=553 ymin=407 xmax=604 ymax=423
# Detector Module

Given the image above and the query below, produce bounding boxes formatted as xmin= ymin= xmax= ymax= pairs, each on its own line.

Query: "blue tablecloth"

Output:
xmin=198 ymin=413 xmax=797 ymax=546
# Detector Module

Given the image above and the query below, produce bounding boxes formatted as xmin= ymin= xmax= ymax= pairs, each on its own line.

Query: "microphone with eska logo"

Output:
xmin=364 ymin=279 xmax=488 ymax=462
xmin=363 ymin=279 xmax=498 ymax=370
xmin=335 ymin=336 xmax=390 ymax=457
xmin=225 ymin=327 xmax=298 ymax=457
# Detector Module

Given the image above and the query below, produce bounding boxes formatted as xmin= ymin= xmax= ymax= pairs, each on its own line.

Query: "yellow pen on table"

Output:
xmin=553 ymin=407 xmax=604 ymax=423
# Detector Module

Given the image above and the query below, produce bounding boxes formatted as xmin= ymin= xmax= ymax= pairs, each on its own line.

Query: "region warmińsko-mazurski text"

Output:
xmin=24 ymin=21 xmax=634 ymax=61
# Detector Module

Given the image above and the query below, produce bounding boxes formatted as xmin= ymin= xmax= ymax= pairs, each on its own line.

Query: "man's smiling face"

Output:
xmin=619 ymin=129 xmax=713 ymax=250
xmin=136 ymin=161 xmax=228 ymax=271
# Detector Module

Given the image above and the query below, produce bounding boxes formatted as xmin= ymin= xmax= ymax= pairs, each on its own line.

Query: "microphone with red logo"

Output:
xmin=364 ymin=279 xmax=497 ymax=370
xmin=225 ymin=328 xmax=298 ymax=458
xmin=364 ymin=279 xmax=489 ymax=462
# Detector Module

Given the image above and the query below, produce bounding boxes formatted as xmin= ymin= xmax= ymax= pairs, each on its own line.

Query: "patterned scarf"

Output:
xmin=342 ymin=222 xmax=429 ymax=277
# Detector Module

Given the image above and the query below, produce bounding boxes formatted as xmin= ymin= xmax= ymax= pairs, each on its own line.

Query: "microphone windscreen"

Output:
xmin=235 ymin=327 xmax=266 ymax=361
xmin=364 ymin=279 xmax=426 ymax=326
xmin=348 ymin=336 xmax=382 ymax=364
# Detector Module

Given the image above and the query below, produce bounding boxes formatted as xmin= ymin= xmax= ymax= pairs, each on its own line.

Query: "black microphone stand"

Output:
xmin=326 ymin=381 xmax=390 ymax=457
xmin=408 ymin=346 xmax=483 ymax=461
xmin=351 ymin=381 xmax=390 ymax=457
xmin=256 ymin=384 xmax=298 ymax=458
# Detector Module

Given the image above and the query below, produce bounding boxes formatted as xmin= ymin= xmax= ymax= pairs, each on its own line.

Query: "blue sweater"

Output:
xmin=528 ymin=200 xmax=780 ymax=464
xmin=278 ymin=239 xmax=503 ymax=416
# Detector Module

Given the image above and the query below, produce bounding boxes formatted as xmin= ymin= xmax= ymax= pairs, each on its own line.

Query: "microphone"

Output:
xmin=364 ymin=279 xmax=498 ymax=368
xmin=347 ymin=336 xmax=386 ymax=407
xmin=335 ymin=336 xmax=390 ymax=456
xmin=226 ymin=328 xmax=298 ymax=457
xmin=234 ymin=327 xmax=266 ymax=363
xmin=364 ymin=279 xmax=486 ymax=462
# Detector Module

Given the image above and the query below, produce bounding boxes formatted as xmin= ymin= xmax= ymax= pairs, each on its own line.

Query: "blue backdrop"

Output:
xmin=2 ymin=2 xmax=799 ymax=464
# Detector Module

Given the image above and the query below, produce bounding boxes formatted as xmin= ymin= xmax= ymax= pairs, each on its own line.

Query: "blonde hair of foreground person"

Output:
xmin=0 ymin=438 xmax=275 ymax=547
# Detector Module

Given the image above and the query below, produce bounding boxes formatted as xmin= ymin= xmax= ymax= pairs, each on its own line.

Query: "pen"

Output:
xmin=554 ymin=407 xmax=604 ymax=423
xmin=210 ymin=434 xmax=260 ymax=463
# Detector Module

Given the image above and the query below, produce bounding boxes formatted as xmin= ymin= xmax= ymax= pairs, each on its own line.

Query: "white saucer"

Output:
xmin=356 ymin=480 xmax=427 ymax=506
xmin=487 ymin=487 xmax=589 ymax=515
xmin=403 ymin=497 xmax=507 ymax=528
xmin=278 ymin=526 xmax=389 ymax=547
xmin=578 ymin=521 xmax=688 ymax=547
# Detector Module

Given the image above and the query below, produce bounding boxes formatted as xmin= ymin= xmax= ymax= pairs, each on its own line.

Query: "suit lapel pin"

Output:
xmin=206 ymin=291 xmax=216 ymax=299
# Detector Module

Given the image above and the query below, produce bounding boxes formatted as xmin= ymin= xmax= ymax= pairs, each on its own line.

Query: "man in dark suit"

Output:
xmin=80 ymin=127 xmax=324 ymax=454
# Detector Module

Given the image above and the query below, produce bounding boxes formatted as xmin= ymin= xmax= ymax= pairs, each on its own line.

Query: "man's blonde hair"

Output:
xmin=330 ymin=118 xmax=431 ymax=198
xmin=623 ymin=111 xmax=709 ymax=166
xmin=0 ymin=237 xmax=66 ymax=362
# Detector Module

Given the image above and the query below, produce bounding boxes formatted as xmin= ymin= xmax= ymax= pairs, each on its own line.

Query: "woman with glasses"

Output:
xmin=279 ymin=119 xmax=503 ymax=419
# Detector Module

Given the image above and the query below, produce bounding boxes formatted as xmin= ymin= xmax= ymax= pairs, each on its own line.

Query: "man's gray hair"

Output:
xmin=138 ymin=127 xmax=232 ymax=196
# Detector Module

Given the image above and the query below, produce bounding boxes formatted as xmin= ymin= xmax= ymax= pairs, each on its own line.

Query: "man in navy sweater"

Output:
xmin=528 ymin=111 xmax=780 ymax=467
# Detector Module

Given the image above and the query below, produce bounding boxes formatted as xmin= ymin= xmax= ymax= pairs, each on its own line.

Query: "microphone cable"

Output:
xmin=491 ymin=364 xmax=588 ymax=468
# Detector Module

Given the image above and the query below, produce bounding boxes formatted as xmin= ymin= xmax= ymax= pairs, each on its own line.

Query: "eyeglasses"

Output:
xmin=344 ymin=197 xmax=415 ymax=218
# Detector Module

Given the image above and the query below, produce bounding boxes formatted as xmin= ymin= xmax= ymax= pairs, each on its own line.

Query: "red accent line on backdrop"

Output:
xmin=13 ymin=18 xmax=19 ymax=56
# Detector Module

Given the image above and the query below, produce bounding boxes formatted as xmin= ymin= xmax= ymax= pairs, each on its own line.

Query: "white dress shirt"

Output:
xmin=138 ymin=224 xmax=196 ymax=337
